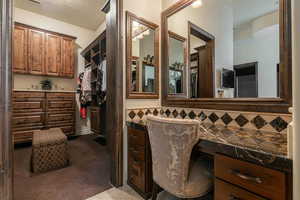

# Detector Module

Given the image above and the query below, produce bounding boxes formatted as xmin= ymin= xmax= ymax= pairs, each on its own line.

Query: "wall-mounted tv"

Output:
xmin=221 ymin=68 xmax=234 ymax=88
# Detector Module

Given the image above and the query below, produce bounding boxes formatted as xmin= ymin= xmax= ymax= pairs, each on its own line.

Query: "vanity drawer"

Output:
xmin=128 ymin=157 xmax=146 ymax=191
xmin=128 ymin=127 xmax=146 ymax=147
xmin=128 ymin=145 xmax=145 ymax=162
xmin=215 ymin=154 xmax=286 ymax=200
xmin=215 ymin=179 xmax=267 ymax=200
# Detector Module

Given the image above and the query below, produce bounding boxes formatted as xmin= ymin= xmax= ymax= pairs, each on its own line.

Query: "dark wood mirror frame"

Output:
xmin=126 ymin=11 xmax=160 ymax=99
xmin=161 ymin=0 xmax=292 ymax=113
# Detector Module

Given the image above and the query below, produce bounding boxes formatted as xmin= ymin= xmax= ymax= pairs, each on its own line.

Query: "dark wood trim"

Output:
xmin=14 ymin=22 xmax=77 ymax=40
xmin=161 ymin=0 xmax=292 ymax=113
xmin=106 ymin=0 xmax=124 ymax=186
xmin=101 ymin=0 xmax=111 ymax=14
xmin=126 ymin=11 xmax=160 ymax=99
xmin=131 ymin=56 xmax=140 ymax=92
xmin=0 ymin=0 xmax=13 ymax=199
xmin=168 ymin=31 xmax=187 ymax=97
xmin=188 ymin=21 xmax=215 ymax=98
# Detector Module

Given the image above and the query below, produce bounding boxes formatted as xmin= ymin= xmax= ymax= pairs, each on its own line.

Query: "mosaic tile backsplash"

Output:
xmin=126 ymin=107 xmax=292 ymax=134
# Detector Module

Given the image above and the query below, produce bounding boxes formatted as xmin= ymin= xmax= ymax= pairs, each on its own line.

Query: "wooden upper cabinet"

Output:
xmin=13 ymin=23 xmax=76 ymax=78
xmin=13 ymin=25 xmax=28 ymax=73
xmin=28 ymin=29 xmax=45 ymax=75
xmin=45 ymin=33 xmax=62 ymax=76
xmin=61 ymin=37 xmax=75 ymax=78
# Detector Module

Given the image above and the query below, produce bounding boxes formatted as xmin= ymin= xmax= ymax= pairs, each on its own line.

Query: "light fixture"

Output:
xmin=132 ymin=21 xmax=140 ymax=27
xmin=137 ymin=34 xmax=144 ymax=39
xmin=143 ymin=29 xmax=150 ymax=36
xmin=191 ymin=0 xmax=203 ymax=8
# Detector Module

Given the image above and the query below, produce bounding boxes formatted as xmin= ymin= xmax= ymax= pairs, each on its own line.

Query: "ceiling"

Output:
xmin=14 ymin=0 xmax=107 ymax=30
xmin=232 ymin=0 xmax=279 ymax=27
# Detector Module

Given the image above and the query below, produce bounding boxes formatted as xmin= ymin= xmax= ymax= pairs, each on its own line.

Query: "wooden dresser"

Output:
xmin=127 ymin=126 xmax=153 ymax=199
xmin=12 ymin=91 xmax=75 ymax=144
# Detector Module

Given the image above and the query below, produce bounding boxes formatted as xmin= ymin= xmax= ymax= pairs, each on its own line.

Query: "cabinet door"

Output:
xmin=28 ymin=29 xmax=45 ymax=75
xmin=61 ymin=37 xmax=75 ymax=78
xmin=90 ymin=107 xmax=100 ymax=134
xmin=13 ymin=25 xmax=28 ymax=73
xmin=45 ymin=33 xmax=61 ymax=76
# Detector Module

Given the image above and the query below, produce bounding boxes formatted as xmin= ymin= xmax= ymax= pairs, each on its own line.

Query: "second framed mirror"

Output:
xmin=126 ymin=11 xmax=160 ymax=99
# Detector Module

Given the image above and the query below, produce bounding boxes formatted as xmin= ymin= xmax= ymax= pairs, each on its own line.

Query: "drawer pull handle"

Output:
xmin=229 ymin=195 xmax=242 ymax=200
xmin=230 ymin=169 xmax=263 ymax=184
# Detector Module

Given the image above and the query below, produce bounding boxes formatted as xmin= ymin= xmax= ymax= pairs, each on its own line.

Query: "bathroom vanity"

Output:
xmin=127 ymin=120 xmax=292 ymax=200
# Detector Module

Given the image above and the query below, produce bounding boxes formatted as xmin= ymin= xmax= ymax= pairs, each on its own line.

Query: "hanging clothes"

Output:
xmin=96 ymin=59 xmax=107 ymax=106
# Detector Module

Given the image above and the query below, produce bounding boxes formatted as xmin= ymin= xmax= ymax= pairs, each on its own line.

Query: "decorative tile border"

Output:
xmin=126 ymin=107 xmax=292 ymax=133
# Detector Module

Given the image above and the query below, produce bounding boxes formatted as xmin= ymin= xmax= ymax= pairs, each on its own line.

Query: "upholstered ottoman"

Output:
xmin=31 ymin=128 xmax=69 ymax=173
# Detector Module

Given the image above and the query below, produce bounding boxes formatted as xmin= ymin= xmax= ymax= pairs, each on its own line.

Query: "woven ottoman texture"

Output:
xmin=32 ymin=128 xmax=69 ymax=173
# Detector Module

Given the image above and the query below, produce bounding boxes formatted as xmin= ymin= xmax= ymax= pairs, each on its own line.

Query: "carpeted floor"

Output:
xmin=14 ymin=134 xmax=112 ymax=200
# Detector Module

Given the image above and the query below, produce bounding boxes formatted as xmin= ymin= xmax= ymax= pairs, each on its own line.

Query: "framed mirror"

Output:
xmin=161 ymin=0 xmax=292 ymax=113
xmin=126 ymin=11 xmax=160 ymax=99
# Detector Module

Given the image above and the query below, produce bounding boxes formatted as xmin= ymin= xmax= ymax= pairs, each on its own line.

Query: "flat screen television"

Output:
xmin=221 ymin=68 xmax=234 ymax=88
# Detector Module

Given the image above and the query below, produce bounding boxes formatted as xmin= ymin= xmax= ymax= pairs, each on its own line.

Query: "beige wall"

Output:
xmin=13 ymin=7 xmax=97 ymax=135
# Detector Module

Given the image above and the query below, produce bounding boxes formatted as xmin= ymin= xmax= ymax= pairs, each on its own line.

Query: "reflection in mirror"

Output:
xmin=143 ymin=64 xmax=155 ymax=92
xmin=126 ymin=11 xmax=159 ymax=98
xmin=131 ymin=56 xmax=139 ymax=92
xmin=168 ymin=31 xmax=186 ymax=95
xmin=132 ymin=21 xmax=155 ymax=93
xmin=167 ymin=0 xmax=280 ymax=98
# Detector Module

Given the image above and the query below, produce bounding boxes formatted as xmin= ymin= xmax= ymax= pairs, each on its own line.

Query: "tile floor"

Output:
xmin=86 ymin=185 xmax=213 ymax=200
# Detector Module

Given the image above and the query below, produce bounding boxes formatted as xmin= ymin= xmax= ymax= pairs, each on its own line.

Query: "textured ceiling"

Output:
xmin=14 ymin=0 xmax=107 ymax=30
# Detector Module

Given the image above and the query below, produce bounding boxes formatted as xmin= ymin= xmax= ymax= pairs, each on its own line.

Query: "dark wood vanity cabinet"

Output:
xmin=127 ymin=126 xmax=153 ymax=199
xmin=215 ymin=154 xmax=288 ymax=200
xmin=12 ymin=91 xmax=75 ymax=144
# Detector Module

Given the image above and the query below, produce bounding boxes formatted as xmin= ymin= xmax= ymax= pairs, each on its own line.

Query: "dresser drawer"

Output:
xmin=46 ymin=124 xmax=74 ymax=135
xmin=13 ymin=91 xmax=45 ymax=99
xmin=215 ymin=179 xmax=267 ymax=200
xmin=13 ymin=101 xmax=44 ymax=112
xmin=12 ymin=113 xmax=44 ymax=127
xmin=46 ymin=113 xmax=74 ymax=123
xmin=128 ymin=127 xmax=146 ymax=147
xmin=215 ymin=154 xmax=286 ymax=200
xmin=46 ymin=92 xmax=75 ymax=100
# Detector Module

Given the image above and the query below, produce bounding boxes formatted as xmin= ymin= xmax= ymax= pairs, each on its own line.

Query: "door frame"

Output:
xmin=234 ymin=62 xmax=258 ymax=98
xmin=103 ymin=0 xmax=124 ymax=186
xmin=0 ymin=0 xmax=124 ymax=199
xmin=0 ymin=0 xmax=13 ymax=199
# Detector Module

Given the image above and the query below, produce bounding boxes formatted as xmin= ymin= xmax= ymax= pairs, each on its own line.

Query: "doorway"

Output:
xmin=0 ymin=0 xmax=124 ymax=199
xmin=234 ymin=62 xmax=258 ymax=98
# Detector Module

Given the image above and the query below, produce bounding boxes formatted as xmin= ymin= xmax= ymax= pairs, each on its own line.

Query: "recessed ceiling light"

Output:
xmin=192 ymin=0 xmax=203 ymax=8
xmin=28 ymin=0 xmax=41 ymax=4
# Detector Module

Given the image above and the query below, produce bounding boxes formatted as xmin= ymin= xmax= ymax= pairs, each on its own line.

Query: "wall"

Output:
xmin=13 ymin=7 xmax=96 ymax=135
xmin=123 ymin=0 xmax=161 ymax=184
xmin=234 ymin=12 xmax=279 ymax=97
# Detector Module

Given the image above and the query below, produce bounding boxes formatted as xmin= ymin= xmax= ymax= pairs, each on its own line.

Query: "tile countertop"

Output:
xmin=13 ymin=89 xmax=77 ymax=93
xmin=126 ymin=121 xmax=293 ymax=173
